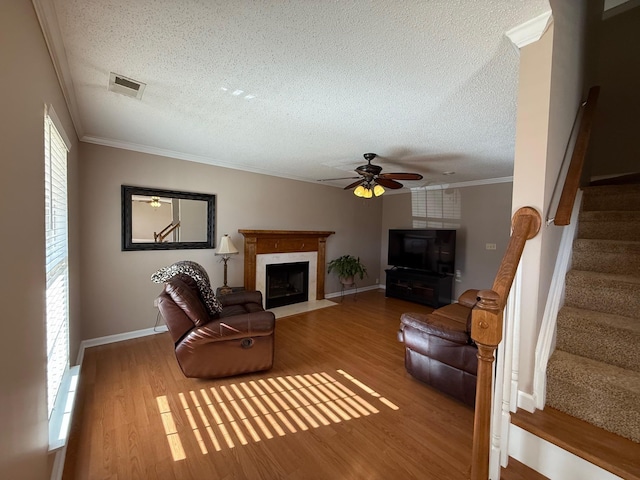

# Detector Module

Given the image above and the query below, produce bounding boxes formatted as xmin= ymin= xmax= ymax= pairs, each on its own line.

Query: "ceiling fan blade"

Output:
xmin=317 ymin=176 xmax=360 ymax=182
xmin=379 ymin=172 xmax=424 ymax=180
xmin=376 ymin=177 xmax=403 ymax=189
xmin=344 ymin=179 xmax=365 ymax=190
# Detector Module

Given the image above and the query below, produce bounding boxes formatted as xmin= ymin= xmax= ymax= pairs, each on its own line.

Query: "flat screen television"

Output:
xmin=388 ymin=229 xmax=456 ymax=275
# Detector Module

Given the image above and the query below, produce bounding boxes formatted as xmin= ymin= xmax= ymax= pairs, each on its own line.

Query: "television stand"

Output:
xmin=385 ymin=268 xmax=453 ymax=308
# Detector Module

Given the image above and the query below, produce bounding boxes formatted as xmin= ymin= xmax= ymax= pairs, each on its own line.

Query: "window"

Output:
xmin=45 ymin=107 xmax=69 ymax=420
xmin=411 ymin=187 xmax=461 ymax=229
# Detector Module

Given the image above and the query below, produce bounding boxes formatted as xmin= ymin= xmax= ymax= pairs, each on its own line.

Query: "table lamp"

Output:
xmin=215 ymin=234 xmax=239 ymax=294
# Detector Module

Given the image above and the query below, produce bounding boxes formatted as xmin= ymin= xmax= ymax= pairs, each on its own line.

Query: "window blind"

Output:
xmin=45 ymin=112 xmax=69 ymax=419
xmin=411 ymin=187 xmax=461 ymax=229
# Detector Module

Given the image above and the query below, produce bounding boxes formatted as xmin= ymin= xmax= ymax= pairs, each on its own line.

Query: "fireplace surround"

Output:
xmin=238 ymin=230 xmax=334 ymax=302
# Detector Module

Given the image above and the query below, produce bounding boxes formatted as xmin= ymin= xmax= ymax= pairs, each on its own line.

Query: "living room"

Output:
xmin=4 ymin=1 xmax=638 ymax=479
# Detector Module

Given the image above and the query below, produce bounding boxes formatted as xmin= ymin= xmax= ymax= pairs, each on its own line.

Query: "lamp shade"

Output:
xmin=216 ymin=234 xmax=239 ymax=255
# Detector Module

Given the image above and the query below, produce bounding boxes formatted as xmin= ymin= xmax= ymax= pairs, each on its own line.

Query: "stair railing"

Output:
xmin=550 ymin=86 xmax=600 ymax=226
xmin=473 ymin=86 xmax=600 ymax=479
xmin=154 ymin=221 xmax=180 ymax=243
xmin=470 ymin=207 xmax=541 ymax=480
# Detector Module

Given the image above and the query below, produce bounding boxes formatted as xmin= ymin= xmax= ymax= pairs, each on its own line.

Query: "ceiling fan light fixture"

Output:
xmin=149 ymin=196 xmax=161 ymax=208
xmin=373 ymin=184 xmax=385 ymax=196
xmin=353 ymin=185 xmax=366 ymax=197
xmin=363 ymin=188 xmax=373 ymax=199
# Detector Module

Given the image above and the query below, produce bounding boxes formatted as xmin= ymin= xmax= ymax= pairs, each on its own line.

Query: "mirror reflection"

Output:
xmin=122 ymin=186 xmax=215 ymax=251
xmin=131 ymin=195 xmax=208 ymax=243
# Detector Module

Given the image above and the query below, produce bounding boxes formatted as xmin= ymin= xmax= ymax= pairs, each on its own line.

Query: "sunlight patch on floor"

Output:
xmin=156 ymin=370 xmax=397 ymax=460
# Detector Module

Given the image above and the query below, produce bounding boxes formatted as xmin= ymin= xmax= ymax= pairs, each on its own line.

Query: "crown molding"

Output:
xmin=506 ymin=10 xmax=553 ymax=50
xmin=32 ymin=0 xmax=84 ymax=138
xmin=410 ymin=176 xmax=513 ymax=192
xmin=81 ymin=135 xmax=316 ymax=183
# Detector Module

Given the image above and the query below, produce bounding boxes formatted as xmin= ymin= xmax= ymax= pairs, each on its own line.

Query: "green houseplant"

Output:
xmin=327 ymin=255 xmax=368 ymax=285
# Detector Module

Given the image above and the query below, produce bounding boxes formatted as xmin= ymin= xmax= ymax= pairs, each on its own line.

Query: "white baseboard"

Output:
xmin=517 ymin=390 xmax=536 ymax=413
xmin=76 ymin=325 xmax=168 ymax=366
xmin=50 ymin=445 xmax=66 ymax=480
xmin=325 ymin=284 xmax=382 ymax=299
xmin=508 ymin=424 xmax=622 ymax=480
xmin=76 ymin=285 xmax=382 ymax=360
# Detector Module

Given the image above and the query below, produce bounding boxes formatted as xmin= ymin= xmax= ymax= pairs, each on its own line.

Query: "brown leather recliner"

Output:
xmin=157 ymin=274 xmax=275 ymax=378
xmin=398 ymin=289 xmax=479 ymax=406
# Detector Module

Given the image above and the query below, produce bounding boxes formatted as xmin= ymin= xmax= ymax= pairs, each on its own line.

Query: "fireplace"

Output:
xmin=238 ymin=230 xmax=335 ymax=303
xmin=265 ymin=262 xmax=309 ymax=309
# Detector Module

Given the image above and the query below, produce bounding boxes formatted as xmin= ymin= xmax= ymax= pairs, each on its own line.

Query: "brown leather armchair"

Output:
xmin=398 ymin=289 xmax=479 ymax=406
xmin=157 ymin=274 xmax=275 ymax=378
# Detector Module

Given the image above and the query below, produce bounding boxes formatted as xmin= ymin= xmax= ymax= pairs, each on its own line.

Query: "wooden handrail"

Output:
xmin=554 ymin=86 xmax=600 ymax=226
xmin=154 ymin=221 xmax=180 ymax=243
xmin=470 ymin=207 xmax=541 ymax=480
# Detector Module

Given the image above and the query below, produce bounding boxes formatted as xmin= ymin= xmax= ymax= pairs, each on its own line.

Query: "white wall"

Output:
xmin=0 ymin=2 xmax=80 ymax=479
xmin=79 ymin=142 xmax=383 ymax=340
xmin=379 ymin=182 xmax=513 ymax=299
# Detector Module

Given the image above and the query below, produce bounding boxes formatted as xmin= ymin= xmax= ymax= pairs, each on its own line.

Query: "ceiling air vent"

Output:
xmin=108 ymin=72 xmax=146 ymax=99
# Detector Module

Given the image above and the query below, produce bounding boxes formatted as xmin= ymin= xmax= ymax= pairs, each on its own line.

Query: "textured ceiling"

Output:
xmin=48 ymin=0 xmax=551 ymax=189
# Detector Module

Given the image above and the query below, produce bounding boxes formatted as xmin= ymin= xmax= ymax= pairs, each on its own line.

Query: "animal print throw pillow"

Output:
xmin=151 ymin=260 xmax=223 ymax=314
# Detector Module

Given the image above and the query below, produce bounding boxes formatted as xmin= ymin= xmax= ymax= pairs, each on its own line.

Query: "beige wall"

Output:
xmin=0 ymin=2 xmax=80 ymax=479
xmin=380 ymin=182 xmax=513 ymax=299
xmin=79 ymin=143 xmax=383 ymax=339
xmin=589 ymin=5 xmax=640 ymax=177
xmin=513 ymin=1 xmax=601 ymax=393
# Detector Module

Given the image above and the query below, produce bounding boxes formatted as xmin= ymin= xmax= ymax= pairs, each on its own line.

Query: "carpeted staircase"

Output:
xmin=546 ymin=182 xmax=640 ymax=443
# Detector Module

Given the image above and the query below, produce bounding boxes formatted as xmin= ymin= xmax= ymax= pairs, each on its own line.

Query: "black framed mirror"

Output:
xmin=122 ymin=185 xmax=216 ymax=251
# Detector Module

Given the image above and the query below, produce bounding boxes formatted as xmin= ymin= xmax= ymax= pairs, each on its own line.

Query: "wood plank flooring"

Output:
xmin=63 ymin=290 xmax=505 ymax=479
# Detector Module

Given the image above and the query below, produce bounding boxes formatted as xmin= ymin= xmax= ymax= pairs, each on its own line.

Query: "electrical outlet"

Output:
xmin=153 ymin=298 xmax=159 ymax=308
xmin=375 ymin=278 xmax=379 ymax=284
xmin=486 ymin=243 xmax=497 ymax=250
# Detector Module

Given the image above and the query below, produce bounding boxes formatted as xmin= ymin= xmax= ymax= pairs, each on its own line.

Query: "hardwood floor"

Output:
xmin=64 ymin=291 xmax=480 ymax=479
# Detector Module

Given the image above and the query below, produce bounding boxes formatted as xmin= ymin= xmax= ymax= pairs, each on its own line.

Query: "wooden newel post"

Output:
xmin=469 ymin=206 xmax=541 ymax=479
xmin=470 ymin=290 xmax=502 ymax=480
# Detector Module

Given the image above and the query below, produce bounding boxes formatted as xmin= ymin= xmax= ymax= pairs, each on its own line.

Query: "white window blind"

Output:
xmin=45 ymin=110 xmax=69 ymax=419
xmin=411 ymin=187 xmax=461 ymax=229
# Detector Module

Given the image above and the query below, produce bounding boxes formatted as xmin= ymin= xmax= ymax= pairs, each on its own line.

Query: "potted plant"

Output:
xmin=327 ymin=255 xmax=368 ymax=285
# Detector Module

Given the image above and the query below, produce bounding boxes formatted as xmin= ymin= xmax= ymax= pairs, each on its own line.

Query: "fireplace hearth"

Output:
xmin=265 ymin=262 xmax=309 ymax=309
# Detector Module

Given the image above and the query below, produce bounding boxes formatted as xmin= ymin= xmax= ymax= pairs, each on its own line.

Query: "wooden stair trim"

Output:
xmin=554 ymin=86 xmax=600 ymax=226
xmin=511 ymin=407 xmax=640 ymax=480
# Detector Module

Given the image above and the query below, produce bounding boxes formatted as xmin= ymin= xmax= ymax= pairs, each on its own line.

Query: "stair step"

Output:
xmin=546 ymin=350 xmax=640 ymax=443
xmin=578 ymin=211 xmax=640 ymax=241
xmin=511 ymin=407 xmax=640 ymax=480
xmin=582 ymin=184 xmax=640 ymax=211
xmin=565 ymin=270 xmax=640 ymax=319
xmin=556 ymin=306 xmax=640 ymax=372
xmin=572 ymin=238 xmax=640 ymax=275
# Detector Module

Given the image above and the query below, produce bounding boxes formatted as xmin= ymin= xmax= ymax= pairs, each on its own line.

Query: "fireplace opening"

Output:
xmin=265 ymin=262 xmax=309 ymax=309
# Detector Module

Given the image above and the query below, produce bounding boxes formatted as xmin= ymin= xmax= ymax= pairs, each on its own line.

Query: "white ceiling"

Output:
xmin=45 ymin=0 xmax=551 ymax=190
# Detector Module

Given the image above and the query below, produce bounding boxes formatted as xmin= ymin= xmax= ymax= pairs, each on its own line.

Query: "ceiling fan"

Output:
xmin=319 ymin=153 xmax=423 ymax=198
